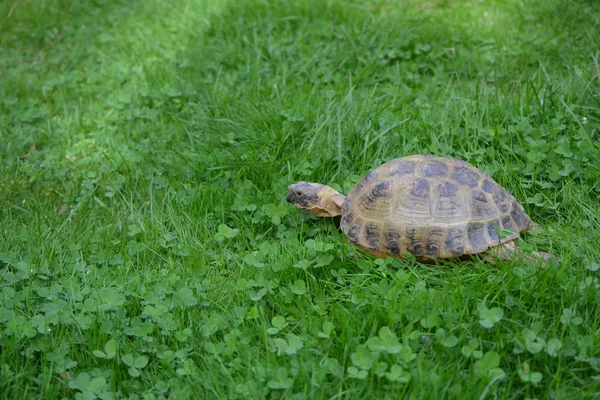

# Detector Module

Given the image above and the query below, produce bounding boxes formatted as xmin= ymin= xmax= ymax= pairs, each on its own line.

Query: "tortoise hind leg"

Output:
xmin=481 ymin=240 xmax=556 ymax=266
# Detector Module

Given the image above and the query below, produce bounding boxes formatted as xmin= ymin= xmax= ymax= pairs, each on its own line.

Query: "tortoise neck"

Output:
xmin=321 ymin=187 xmax=345 ymax=217
xmin=306 ymin=186 xmax=345 ymax=218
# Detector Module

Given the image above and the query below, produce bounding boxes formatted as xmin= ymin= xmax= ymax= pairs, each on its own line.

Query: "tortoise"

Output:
xmin=286 ymin=154 xmax=553 ymax=264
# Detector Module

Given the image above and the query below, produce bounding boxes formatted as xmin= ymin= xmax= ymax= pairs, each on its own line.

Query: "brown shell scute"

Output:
xmin=340 ymin=155 xmax=534 ymax=259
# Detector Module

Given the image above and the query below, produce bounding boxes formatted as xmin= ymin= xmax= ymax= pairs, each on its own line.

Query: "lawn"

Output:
xmin=1 ymin=0 xmax=599 ymax=398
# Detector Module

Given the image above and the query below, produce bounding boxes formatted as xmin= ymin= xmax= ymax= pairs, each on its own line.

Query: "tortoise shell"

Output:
xmin=339 ymin=155 xmax=533 ymax=259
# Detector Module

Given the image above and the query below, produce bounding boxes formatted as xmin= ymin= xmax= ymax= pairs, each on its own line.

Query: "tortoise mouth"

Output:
xmin=285 ymin=191 xmax=295 ymax=203
xmin=286 ymin=191 xmax=309 ymax=207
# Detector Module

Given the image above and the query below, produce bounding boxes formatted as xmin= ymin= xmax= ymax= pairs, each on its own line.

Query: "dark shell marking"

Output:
xmin=389 ymin=161 xmax=416 ymax=176
xmin=356 ymin=180 xmax=393 ymax=219
xmin=451 ymin=167 xmax=479 ymax=187
xmin=420 ymin=161 xmax=448 ymax=177
xmin=411 ymin=178 xmax=430 ymax=198
xmin=425 ymin=227 xmax=444 ymax=258
xmin=467 ymin=222 xmax=488 ymax=253
xmin=406 ymin=227 xmax=425 ymax=257
xmin=372 ymin=181 xmax=391 ymax=197
xmin=482 ymin=179 xmax=495 ymax=193
xmin=439 ymin=182 xmax=458 ymax=197
xmin=510 ymin=202 xmax=530 ymax=229
xmin=493 ymin=186 xmax=510 ymax=212
xmin=470 ymin=190 xmax=498 ymax=219
xmin=345 ymin=220 xmax=362 ymax=244
xmin=351 ymin=171 xmax=379 ymax=197
xmin=361 ymin=181 xmax=391 ymax=208
xmin=344 ymin=210 xmax=355 ymax=224
xmin=486 ymin=219 xmax=501 ymax=243
xmin=444 ymin=226 xmax=465 ymax=256
xmin=500 ymin=215 xmax=516 ymax=233
xmin=385 ymin=230 xmax=402 ymax=256
xmin=364 ymin=222 xmax=382 ymax=250
xmin=472 ymin=190 xmax=487 ymax=203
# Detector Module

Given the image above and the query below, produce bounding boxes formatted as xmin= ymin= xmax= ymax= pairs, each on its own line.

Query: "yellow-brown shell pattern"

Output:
xmin=340 ymin=155 xmax=533 ymax=259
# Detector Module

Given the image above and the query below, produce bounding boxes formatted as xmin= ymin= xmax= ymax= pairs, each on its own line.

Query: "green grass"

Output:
xmin=1 ymin=0 xmax=600 ymax=398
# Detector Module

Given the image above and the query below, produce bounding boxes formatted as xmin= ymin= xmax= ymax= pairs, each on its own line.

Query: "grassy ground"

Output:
xmin=1 ymin=0 xmax=600 ymax=398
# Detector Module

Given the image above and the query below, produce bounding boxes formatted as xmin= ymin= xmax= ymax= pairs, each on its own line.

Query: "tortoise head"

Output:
xmin=286 ymin=182 xmax=345 ymax=218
